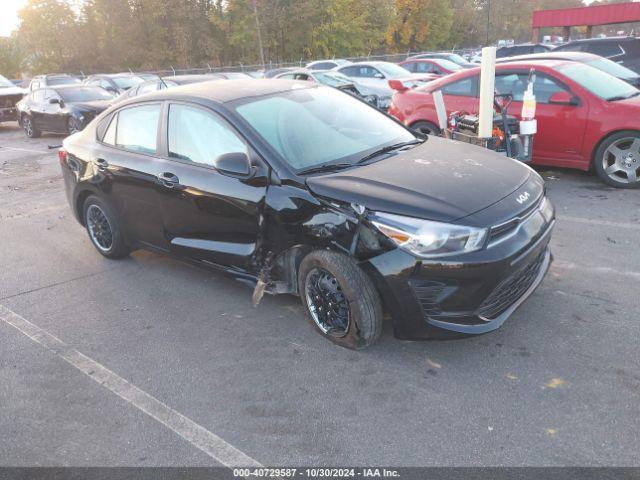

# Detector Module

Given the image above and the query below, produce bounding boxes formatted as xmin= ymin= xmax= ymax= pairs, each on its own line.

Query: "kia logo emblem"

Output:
xmin=516 ymin=192 xmax=530 ymax=204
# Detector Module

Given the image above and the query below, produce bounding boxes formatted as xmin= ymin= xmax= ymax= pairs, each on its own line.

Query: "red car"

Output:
xmin=389 ymin=60 xmax=640 ymax=188
xmin=398 ymin=58 xmax=463 ymax=77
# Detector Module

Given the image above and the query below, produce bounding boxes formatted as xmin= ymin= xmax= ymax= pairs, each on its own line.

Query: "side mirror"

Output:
xmin=49 ymin=97 xmax=60 ymax=105
xmin=214 ymin=151 xmax=251 ymax=176
xmin=548 ymin=91 xmax=578 ymax=106
xmin=373 ymin=73 xmax=384 ymax=79
xmin=388 ymin=79 xmax=408 ymax=92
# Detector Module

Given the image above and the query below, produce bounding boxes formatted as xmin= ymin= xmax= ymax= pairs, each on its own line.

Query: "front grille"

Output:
xmin=477 ymin=250 xmax=546 ymax=319
xmin=409 ymin=279 xmax=446 ymax=317
xmin=488 ymin=196 xmax=543 ymax=243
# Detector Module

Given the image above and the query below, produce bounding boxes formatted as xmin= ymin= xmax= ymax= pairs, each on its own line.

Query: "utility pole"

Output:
xmin=252 ymin=0 xmax=265 ymax=68
xmin=485 ymin=0 xmax=491 ymax=46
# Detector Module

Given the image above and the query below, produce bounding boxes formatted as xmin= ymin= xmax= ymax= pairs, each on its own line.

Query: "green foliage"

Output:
xmin=0 ymin=0 xmax=593 ymax=77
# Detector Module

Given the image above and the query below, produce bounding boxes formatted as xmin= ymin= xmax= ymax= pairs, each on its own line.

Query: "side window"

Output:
xmin=30 ymin=80 xmax=40 ymax=91
xmin=532 ymin=75 xmax=568 ymax=104
xmin=441 ymin=76 xmax=478 ymax=97
xmin=100 ymin=79 xmax=112 ymax=90
xmin=279 ymin=73 xmax=296 ymax=79
xmin=340 ymin=66 xmax=358 ymax=77
xmin=401 ymin=63 xmax=415 ymax=73
xmin=167 ymin=104 xmax=246 ymax=167
xmin=115 ymin=104 xmax=161 ymax=154
xmin=32 ymin=90 xmax=45 ymax=102
xmin=495 ymin=73 xmax=528 ymax=101
xmin=314 ymin=62 xmax=333 ymax=70
xmin=102 ymin=114 xmax=117 ymax=145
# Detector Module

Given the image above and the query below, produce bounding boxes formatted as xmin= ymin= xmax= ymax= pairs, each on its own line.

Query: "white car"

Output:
xmin=306 ymin=59 xmax=352 ymax=71
xmin=333 ymin=61 xmax=435 ymax=109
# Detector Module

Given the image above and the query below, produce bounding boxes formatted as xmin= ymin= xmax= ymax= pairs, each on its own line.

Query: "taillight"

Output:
xmin=58 ymin=148 xmax=68 ymax=166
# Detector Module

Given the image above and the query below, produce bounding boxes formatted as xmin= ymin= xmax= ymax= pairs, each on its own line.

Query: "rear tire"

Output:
xmin=298 ymin=250 xmax=382 ymax=350
xmin=83 ymin=195 xmax=130 ymax=259
xmin=411 ymin=120 xmax=440 ymax=136
xmin=22 ymin=115 xmax=40 ymax=138
xmin=594 ymin=131 xmax=640 ymax=188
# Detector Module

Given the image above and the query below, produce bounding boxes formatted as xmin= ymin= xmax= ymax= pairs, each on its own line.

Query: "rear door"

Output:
xmin=96 ymin=102 xmax=169 ymax=250
xmin=156 ymin=102 xmax=267 ymax=269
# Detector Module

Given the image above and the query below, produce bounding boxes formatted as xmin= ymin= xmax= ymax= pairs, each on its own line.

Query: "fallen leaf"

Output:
xmin=505 ymin=373 xmax=518 ymax=381
xmin=543 ymin=378 xmax=566 ymax=389
xmin=426 ymin=358 xmax=441 ymax=369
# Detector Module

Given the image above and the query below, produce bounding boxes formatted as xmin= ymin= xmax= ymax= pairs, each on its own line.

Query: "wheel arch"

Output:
xmin=75 ymin=189 xmax=95 ymax=226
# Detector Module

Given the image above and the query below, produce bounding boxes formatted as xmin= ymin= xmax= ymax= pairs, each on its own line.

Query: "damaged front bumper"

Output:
xmin=361 ymin=216 xmax=554 ymax=340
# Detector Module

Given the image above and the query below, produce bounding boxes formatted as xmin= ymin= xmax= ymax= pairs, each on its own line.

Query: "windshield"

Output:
xmin=437 ymin=59 xmax=463 ymax=71
xmin=113 ymin=76 xmax=144 ymax=89
xmin=0 ymin=74 xmax=15 ymax=87
xmin=377 ymin=63 xmax=412 ymax=78
xmin=59 ymin=87 xmax=114 ymax=102
xmin=555 ymin=63 xmax=638 ymax=101
xmin=235 ymin=86 xmax=415 ymax=172
xmin=446 ymin=54 xmax=469 ymax=66
xmin=586 ymin=57 xmax=639 ymax=81
xmin=48 ymin=76 xmax=82 ymax=86
xmin=313 ymin=72 xmax=351 ymax=86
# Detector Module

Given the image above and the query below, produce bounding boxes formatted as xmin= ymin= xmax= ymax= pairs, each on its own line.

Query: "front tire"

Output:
xmin=22 ymin=115 xmax=40 ymax=138
xmin=594 ymin=131 xmax=640 ymax=188
xmin=83 ymin=195 xmax=130 ymax=259
xmin=411 ymin=120 xmax=440 ymax=136
xmin=298 ymin=250 xmax=382 ymax=349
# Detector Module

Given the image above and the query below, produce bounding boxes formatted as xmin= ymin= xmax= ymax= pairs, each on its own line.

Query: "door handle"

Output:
xmin=158 ymin=172 xmax=179 ymax=188
xmin=95 ymin=158 xmax=109 ymax=171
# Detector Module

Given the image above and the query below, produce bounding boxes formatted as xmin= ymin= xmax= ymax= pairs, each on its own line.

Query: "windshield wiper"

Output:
xmin=297 ymin=163 xmax=354 ymax=176
xmin=607 ymin=91 xmax=640 ymax=101
xmin=356 ymin=139 xmax=424 ymax=164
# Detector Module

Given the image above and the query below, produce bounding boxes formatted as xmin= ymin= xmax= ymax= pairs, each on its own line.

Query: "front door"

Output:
xmin=156 ymin=102 xmax=267 ymax=270
xmin=494 ymin=71 xmax=588 ymax=165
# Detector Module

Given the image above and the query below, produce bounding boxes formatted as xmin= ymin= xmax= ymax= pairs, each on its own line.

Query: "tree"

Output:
xmin=17 ymin=0 xmax=80 ymax=73
xmin=385 ymin=0 xmax=453 ymax=52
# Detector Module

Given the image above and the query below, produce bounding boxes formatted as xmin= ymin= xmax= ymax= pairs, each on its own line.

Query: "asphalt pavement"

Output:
xmin=1 ymin=121 xmax=639 ymax=467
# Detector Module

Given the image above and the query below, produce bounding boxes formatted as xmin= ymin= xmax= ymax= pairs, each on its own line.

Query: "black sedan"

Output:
xmin=17 ymin=85 xmax=114 ymax=137
xmin=59 ymin=80 xmax=554 ymax=349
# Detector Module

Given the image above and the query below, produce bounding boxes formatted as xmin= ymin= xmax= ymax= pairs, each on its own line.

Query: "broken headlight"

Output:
xmin=371 ymin=212 xmax=488 ymax=258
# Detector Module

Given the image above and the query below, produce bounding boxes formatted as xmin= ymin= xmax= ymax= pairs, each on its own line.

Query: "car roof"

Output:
xmin=497 ymin=51 xmax=599 ymax=63
xmin=121 ymin=79 xmax=314 ymax=105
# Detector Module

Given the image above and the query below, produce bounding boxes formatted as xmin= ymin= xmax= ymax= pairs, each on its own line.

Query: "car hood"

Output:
xmin=0 ymin=86 xmax=26 ymax=96
xmin=306 ymin=136 xmax=538 ymax=224
xmin=69 ymin=99 xmax=112 ymax=111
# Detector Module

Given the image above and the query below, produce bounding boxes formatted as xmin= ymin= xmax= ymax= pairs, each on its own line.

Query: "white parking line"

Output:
xmin=0 ymin=146 xmax=51 ymax=154
xmin=0 ymin=304 xmax=262 ymax=469
xmin=557 ymin=215 xmax=640 ymax=231
xmin=552 ymin=260 xmax=640 ymax=280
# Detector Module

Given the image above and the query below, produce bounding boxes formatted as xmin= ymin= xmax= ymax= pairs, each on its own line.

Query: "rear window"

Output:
xmin=58 ymin=87 xmax=114 ymax=102
xmin=109 ymin=104 xmax=161 ymax=154
xmin=587 ymin=42 xmax=624 ymax=58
